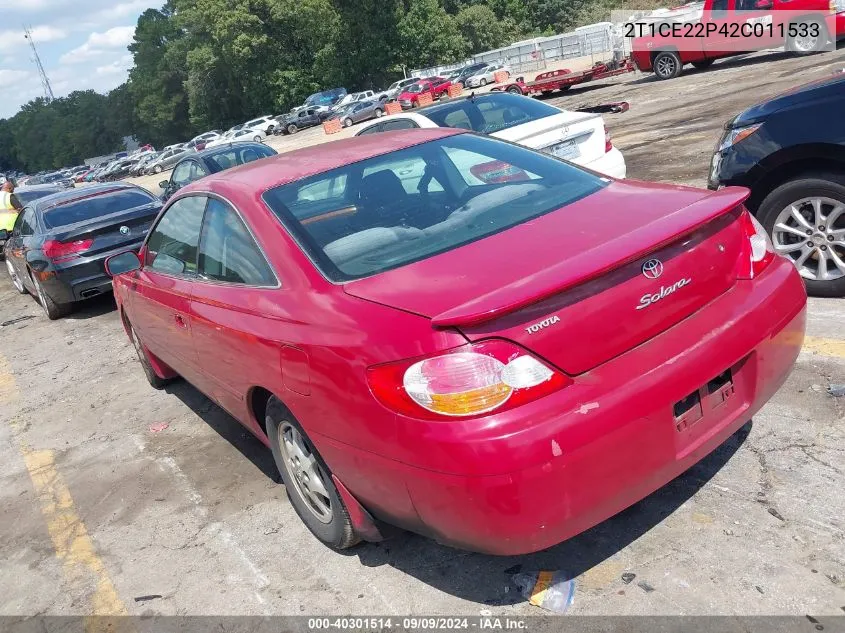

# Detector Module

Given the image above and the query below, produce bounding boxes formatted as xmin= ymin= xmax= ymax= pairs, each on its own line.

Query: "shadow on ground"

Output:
xmin=165 ymin=376 xmax=752 ymax=606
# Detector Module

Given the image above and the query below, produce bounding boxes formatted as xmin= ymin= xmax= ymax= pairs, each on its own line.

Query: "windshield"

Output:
xmin=43 ymin=190 xmax=158 ymax=229
xmin=424 ymin=94 xmax=560 ymax=134
xmin=262 ymin=134 xmax=604 ymax=282
xmin=407 ymin=84 xmax=424 ymax=93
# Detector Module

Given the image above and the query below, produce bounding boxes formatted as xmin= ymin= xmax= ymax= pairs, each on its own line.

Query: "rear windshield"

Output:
xmin=205 ymin=144 xmax=275 ymax=173
xmin=424 ymin=94 xmax=560 ymax=135
xmin=16 ymin=188 xmax=63 ymax=205
xmin=262 ymin=134 xmax=605 ymax=282
xmin=43 ymin=190 xmax=157 ymax=229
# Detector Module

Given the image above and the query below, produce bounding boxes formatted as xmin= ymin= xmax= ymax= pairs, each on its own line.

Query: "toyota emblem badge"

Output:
xmin=642 ymin=258 xmax=664 ymax=280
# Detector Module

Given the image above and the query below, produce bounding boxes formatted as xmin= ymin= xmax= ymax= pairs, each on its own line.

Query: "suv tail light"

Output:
xmin=367 ymin=339 xmax=570 ymax=420
xmin=737 ymin=210 xmax=774 ymax=279
xmin=43 ymin=238 xmax=93 ymax=263
xmin=604 ymin=125 xmax=613 ymax=153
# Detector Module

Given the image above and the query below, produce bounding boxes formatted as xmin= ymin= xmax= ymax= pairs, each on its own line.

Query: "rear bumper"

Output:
xmin=41 ymin=241 xmax=145 ymax=303
xmin=320 ymin=257 xmax=806 ymax=554
xmin=584 ymin=147 xmax=627 ymax=179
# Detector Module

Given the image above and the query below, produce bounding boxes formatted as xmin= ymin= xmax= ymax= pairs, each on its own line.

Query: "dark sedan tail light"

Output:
xmin=43 ymin=238 xmax=94 ymax=263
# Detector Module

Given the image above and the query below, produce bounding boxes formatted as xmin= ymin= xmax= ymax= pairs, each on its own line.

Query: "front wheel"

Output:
xmin=254 ymin=135 xmax=261 ymax=142
xmin=287 ymin=124 xmax=298 ymax=134
xmin=757 ymin=174 xmax=845 ymax=297
xmin=6 ymin=258 xmax=27 ymax=294
xmin=480 ymin=78 xmax=487 ymax=87
xmin=343 ymin=118 xmax=353 ymax=128
xmin=653 ymin=51 xmax=682 ymax=80
xmin=375 ymin=108 xmax=384 ymax=118
xmin=507 ymin=86 xmax=523 ymax=95
xmin=154 ymin=165 xmax=163 ymax=174
xmin=129 ymin=324 xmax=170 ymax=389
xmin=266 ymin=397 xmax=359 ymax=550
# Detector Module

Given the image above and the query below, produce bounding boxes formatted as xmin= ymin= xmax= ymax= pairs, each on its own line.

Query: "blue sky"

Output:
xmin=0 ymin=0 xmax=162 ymax=119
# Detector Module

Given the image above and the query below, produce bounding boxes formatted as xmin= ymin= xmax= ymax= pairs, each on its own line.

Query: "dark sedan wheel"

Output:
xmin=653 ymin=51 xmax=682 ymax=80
xmin=32 ymin=275 xmax=70 ymax=320
xmin=375 ymin=108 xmax=384 ymax=118
xmin=129 ymin=324 xmax=170 ymax=389
xmin=343 ymin=118 xmax=353 ymax=128
xmin=757 ymin=174 xmax=845 ymax=297
xmin=266 ymin=397 xmax=359 ymax=550
xmin=6 ymin=259 xmax=27 ymax=295
xmin=287 ymin=124 xmax=298 ymax=135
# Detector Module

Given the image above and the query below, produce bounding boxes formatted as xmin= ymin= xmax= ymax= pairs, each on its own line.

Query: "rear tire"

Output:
xmin=653 ymin=50 xmax=682 ymax=80
xmin=32 ymin=275 xmax=70 ymax=320
xmin=287 ymin=124 xmax=298 ymax=135
xmin=788 ymin=19 xmax=828 ymax=55
xmin=756 ymin=174 xmax=845 ymax=297
xmin=266 ymin=397 xmax=359 ymax=550
xmin=343 ymin=118 xmax=353 ymax=128
xmin=375 ymin=108 xmax=384 ymax=118
xmin=507 ymin=86 xmax=523 ymax=95
xmin=129 ymin=324 xmax=170 ymax=389
xmin=154 ymin=165 xmax=163 ymax=174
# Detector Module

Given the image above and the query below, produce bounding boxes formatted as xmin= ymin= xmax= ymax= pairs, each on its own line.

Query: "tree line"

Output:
xmin=0 ymin=0 xmax=631 ymax=173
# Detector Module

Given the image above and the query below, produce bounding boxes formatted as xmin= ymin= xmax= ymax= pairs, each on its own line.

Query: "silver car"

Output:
xmin=144 ymin=147 xmax=194 ymax=175
xmin=330 ymin=100 xmax=385 ymax=128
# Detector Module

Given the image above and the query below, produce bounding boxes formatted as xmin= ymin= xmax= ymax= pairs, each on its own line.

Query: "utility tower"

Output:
xmin=23 ymin=26 xmax=55 ymax=101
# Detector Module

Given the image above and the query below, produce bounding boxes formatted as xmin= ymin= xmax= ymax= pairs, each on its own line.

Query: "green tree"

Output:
xmin=455 ymin=4 xmax=519 ymax=54
xmin=397 ymin=0 xmax=468 ymax=68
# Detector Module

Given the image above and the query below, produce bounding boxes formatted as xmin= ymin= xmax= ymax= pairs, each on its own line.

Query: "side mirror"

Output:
xmin=0 ymin=229 xmax=8 ymax=241
xmin=105 ymin=251 xmax=141 ymax=277
xmin=159 ymin=180 xmax=169 ymax=190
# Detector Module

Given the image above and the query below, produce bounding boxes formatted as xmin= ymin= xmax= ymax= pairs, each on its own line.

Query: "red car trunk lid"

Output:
xmin=344 ymin=181 xmax=750 ymax=374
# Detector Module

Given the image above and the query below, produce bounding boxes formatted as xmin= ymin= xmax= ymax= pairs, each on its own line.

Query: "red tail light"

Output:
xmin=737 ymin=210 xmax=774 ymax=279
xmin=43 ymin=238 xmax=93 ymax=263
xmin=604 ymin=125 xmax=613 ymax=153
xmin=367 ymin=339 xmax=570 ymax=420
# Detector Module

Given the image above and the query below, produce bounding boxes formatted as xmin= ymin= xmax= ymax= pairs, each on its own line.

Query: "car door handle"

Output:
xmin=174 ymin=314 xmax=187 ymax=329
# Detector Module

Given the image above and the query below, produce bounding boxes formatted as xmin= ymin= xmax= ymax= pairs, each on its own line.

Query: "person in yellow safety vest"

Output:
xmin=0 ymin=179 xmax=22 ymax=232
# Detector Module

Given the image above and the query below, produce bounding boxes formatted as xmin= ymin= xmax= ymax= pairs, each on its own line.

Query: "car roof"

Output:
xmin=181 ymin=128 xmax=463 ymax=195
xmin=31 ymin=183 xmax=142 ymax=213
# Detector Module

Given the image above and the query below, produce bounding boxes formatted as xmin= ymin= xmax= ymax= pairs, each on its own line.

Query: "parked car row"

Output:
xmin=1 ymin=71 xmax=840 ymax=560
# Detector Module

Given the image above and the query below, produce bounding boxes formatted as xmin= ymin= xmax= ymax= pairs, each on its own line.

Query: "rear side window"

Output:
xmin=43 ymin=190 xmax=157 ymax=229
xmin=145 ymin=196 xmax=207 ymax=276
xmin=382 ymin=119 xmax=420 ymax=131
xmin=425 ymin=94 xmax=559 ymax=134
xmin=198 ymin=199 xmax=276 ymax=286
xmin=262 ymin=134 xmax=604 ymax=282
xmin=206 ymin=145 xmax=275 ymax=173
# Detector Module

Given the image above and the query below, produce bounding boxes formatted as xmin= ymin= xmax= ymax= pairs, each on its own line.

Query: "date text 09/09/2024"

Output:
xmin=624 ymin=19 xmax=822 ymax=39
xmin=307 ymin=617 xmax=529 ymax=630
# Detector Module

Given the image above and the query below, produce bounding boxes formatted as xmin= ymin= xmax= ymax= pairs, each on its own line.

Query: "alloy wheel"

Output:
xmin=792 ymin=31 xmax=819 ymax=53
xmin=656 ymin=55 xmax=677 ymax=77
xmin=6 ymin=259 xmax=24 ymax=293
xmin=772 ymin=196 xmax=845 ymax=282
xmin=278 ymin=422 xmax=333 ymax=523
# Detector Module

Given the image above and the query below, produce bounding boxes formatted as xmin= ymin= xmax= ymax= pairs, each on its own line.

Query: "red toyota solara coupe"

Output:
xmin=105 ymin=128 xmax=806 ymax=555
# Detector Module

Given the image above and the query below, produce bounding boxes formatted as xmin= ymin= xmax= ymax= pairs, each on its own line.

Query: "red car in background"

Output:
xmin=105 ymin=129 xmax=806 ymax=555
xmin=397 ymin=76 xmax=452 ymax=108
xmin=631 ymin=0 xmax=845 ymax=79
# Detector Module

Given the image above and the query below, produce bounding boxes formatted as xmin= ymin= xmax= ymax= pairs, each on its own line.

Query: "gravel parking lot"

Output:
xmin=2 ymin=47 xmax=844 ymax=618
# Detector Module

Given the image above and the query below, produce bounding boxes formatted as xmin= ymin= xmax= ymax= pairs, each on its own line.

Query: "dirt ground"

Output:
xmin=2 ymin=47 xmax=845 ymax=619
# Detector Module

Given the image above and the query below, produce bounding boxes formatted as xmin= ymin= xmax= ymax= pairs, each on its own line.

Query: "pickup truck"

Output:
xmin=630 ymin=0 xmax=845 ymax=79
xmin=397 ymin=77 xmax=452 ymax=109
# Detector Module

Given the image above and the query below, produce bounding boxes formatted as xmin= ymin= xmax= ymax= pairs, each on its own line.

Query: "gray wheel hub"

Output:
xmin=279 ymin=423 xmax=332 ymax=523
xmin=656 ymin=55 xmax=677 ymax=77
xmin=772 ymin=196 xmax=845 ymax=282
xmin=6 ymin=259 xmax=23 ymax=293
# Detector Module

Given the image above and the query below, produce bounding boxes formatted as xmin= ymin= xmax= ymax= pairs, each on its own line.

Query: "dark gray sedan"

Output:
xmin=329 ymin=100 xmax=385 ymax=128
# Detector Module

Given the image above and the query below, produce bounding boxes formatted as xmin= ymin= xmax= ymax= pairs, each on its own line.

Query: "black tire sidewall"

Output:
xmin=789 ymin=19 xmax=828 ymax=54
xmin=33 ymin=276 xmax=67 ymax=319
xmin=129 ymin=325 xmax=169 ymax=389
xmin=757 ymin=175 xmax=845 ymax=297
xmin=265 ymin=398 xmax=356 ymax=549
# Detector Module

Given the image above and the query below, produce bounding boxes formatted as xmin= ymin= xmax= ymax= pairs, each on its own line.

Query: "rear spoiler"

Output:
xmin=432 ymin=186 xmax=750 ymax=328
